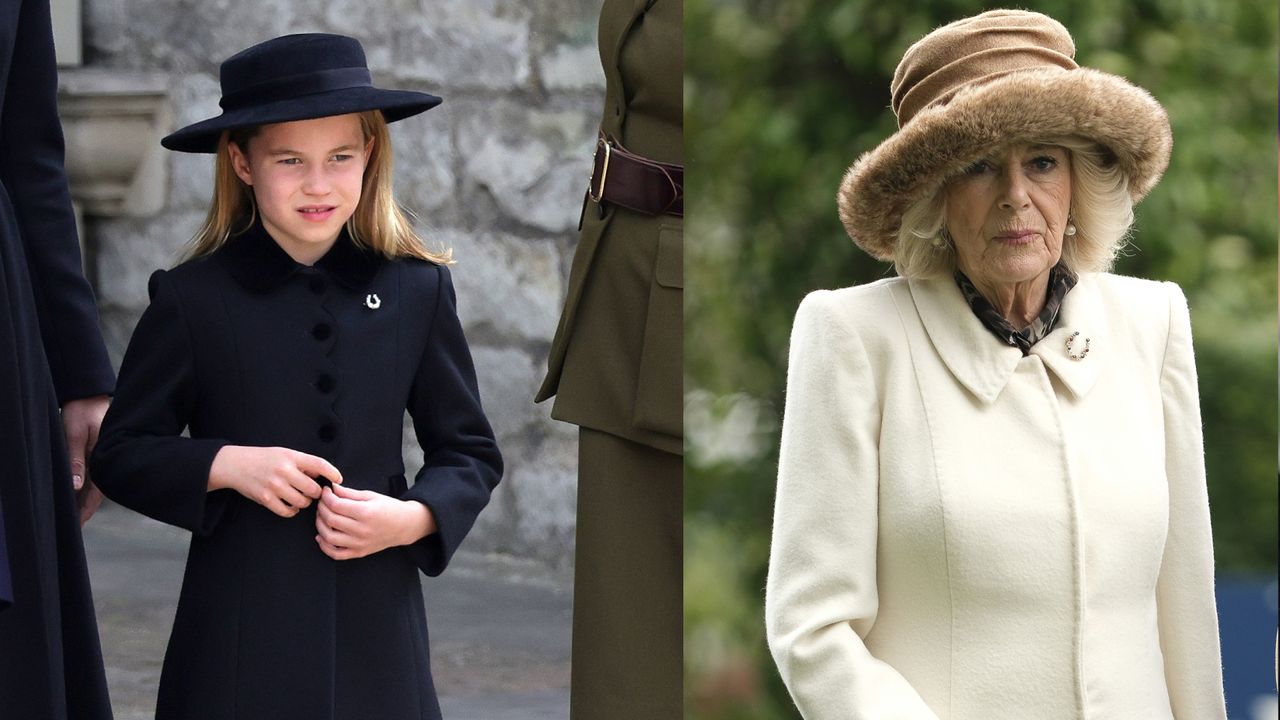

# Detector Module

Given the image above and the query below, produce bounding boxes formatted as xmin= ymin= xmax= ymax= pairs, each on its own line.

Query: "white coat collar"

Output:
xmin=908 ymin=273 xmax=1108 ymax=404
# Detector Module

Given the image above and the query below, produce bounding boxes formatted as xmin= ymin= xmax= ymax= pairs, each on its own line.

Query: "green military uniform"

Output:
xmin=535 ymin=0 xmax=682 ymax=716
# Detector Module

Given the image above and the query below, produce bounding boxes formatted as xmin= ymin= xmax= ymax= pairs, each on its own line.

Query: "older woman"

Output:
xmin=765 ymin=10 xmax=1227 ymax=719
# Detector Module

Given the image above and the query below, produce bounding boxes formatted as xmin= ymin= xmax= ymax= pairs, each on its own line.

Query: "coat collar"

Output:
xmin=218 ymin=219 xmax=383 ymax=293
xmin=908 ymin=272 xmax=1108 ymax=404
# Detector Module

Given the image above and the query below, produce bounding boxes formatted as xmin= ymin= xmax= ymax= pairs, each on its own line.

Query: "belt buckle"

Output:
xmin=588 ymin=137 xmax=613 ymax=203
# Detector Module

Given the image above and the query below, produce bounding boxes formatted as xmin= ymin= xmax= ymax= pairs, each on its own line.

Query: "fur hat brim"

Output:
xmin=837 ymin=67 xmax=1172 ymax=260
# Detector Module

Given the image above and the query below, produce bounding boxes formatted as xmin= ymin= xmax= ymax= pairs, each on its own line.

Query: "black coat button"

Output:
xmin=318 ymin=424 xmax=337 ymax=442
xmin=309 ymin=276 xmax=327 ymax=294
xmin=315 ymin=374 xmax=335 ymax=394
xmin=311 ymin=323 xmax=331 ymax=341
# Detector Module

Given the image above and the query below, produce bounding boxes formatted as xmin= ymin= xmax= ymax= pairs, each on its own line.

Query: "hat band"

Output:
xmin=220 ymin=67 xmax=373 ymax=111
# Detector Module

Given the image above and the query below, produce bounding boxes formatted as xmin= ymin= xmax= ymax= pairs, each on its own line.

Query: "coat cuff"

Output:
xmin=54 ymin=362 xmax=116 ymax=406
xmin=92 ymin=436 xmax=231 ymax=535
xmin=397 ymin=472 xmax=486 ymax=577
xmin=398 ymin=498 xmax=449 ymax=577
xmin=170 ymin=438 xmax=232 ymax=535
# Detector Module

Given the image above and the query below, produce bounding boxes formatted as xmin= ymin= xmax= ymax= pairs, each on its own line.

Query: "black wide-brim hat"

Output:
xmin=162 ymin=33 xmax=442 ymax=153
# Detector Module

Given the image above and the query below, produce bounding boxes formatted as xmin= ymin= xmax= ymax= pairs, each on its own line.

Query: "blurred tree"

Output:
xmin=685 ymin=1 xmax=1278 ymax=717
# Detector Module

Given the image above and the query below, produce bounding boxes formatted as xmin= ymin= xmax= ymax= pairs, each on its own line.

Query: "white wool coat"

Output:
xmin=765 ymin=272 xmax=1227 ymax=719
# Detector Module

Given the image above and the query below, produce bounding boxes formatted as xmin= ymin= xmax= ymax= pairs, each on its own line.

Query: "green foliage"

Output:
xmin=685 ymin=1 xmax=1278 ymax=716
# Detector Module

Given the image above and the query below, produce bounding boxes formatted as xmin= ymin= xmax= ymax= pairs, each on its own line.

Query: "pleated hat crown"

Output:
xmin=891 ymin=10 xmax=1077 ymax=127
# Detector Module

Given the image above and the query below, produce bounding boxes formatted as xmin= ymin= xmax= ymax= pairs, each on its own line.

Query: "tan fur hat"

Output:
xmin=838 ymin=9 xmax=1172 ymax=260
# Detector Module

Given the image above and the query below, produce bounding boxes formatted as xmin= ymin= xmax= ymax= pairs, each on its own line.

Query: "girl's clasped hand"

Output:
xmin=315 ymin=483 xmax=436 ymax=560
xmin=207 ymin=445 xmax=340 ymax=517
xmin=208 ymin=444 xmax=437 ymax=559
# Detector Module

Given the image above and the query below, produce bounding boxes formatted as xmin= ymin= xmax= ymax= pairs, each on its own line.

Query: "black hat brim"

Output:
xmin=161 ymin=86 xmax=442 ymax=153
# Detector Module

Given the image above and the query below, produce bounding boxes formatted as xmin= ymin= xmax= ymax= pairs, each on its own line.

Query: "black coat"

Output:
xmin=91 ymin=221 xmax=502 ymax=720
xmin=0 ymin=0 xmax=115 ymax=717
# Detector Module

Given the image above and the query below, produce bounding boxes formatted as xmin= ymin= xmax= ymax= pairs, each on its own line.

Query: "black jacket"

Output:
xmin=91 ymin=222 xmax=502 ymax=720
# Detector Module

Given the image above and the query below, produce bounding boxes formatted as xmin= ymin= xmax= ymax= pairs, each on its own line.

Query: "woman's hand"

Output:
xmin=62 ymin=395 xmax=110 ymax=526
xmin=314 ymin=483 xmax=437 ymax=560
xmin=208 ymin=446 xmax=342 ymax=517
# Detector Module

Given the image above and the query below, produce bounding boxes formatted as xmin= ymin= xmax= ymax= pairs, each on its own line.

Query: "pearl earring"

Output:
xmin=932 ymin=228 xmax=951 ymax=250
xmin=1065 ymin=223 xmax=1077 ymax=237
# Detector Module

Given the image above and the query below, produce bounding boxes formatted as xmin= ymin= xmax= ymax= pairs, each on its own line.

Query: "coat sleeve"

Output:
xmin=765 ymin=292 xmax=939 ymax=719
xmin=399 ymin=264 xmax=503 ymax=576
xmin=0 ymin=0 xmax=113 ymax=403
xmin=1154 ymin=282 xmax=1227 ymax=719
xmin=90 ymin=270 xmax=232 ymax=534
xmin=0 ymin=496 xmax=10 ymax=609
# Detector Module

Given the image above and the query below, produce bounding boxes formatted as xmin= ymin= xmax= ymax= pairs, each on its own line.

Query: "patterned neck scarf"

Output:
xmin=954 ymin=263 xmax=1077 ymax=356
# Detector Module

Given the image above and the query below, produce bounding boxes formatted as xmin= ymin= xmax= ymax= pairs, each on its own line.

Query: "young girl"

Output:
xmin=90 ymin=34 xmax=502 ymax=720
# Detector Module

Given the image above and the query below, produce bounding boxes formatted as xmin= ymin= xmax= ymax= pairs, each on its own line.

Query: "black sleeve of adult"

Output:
xmin=0 ymin=0 xmax=114 ymax=403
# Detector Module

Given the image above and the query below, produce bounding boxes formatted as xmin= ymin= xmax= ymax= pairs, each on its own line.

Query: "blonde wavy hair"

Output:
xmin=893 ymin=136 xmax=1133 ymax=279
xmin=183 ymin=110 xmax=451 ymax=264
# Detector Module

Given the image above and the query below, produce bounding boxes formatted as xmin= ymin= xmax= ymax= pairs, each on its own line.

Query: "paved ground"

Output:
xmin=83 ymin=502 xmax=572 ymax=719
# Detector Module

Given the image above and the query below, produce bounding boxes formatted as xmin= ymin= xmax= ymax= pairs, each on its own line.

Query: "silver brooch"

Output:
xmin=1065 ymin=331 xmax=1090 ymax=360
xmin=364 ymin=293 xmax=381 ymax=310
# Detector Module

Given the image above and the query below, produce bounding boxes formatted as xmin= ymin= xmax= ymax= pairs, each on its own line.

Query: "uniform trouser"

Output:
xmin=570 ymin=427 xmax=681 ymax=720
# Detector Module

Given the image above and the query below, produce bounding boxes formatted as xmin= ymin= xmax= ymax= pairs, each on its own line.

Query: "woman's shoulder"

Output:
xmin=798 ymin=274 xmax=911 ymax=319
xmin=1084 ymin=272 xmax=1190 ymax=356
xmin=1086 ymin=271 xmax=1183 ymax=298
xmin=1085 ymin=271 xmax=1186 ymax=323
xmin=799 ymin=276 xmax=906 ymax=311
xmin=795 ymin=276 xmax=911 ymax=334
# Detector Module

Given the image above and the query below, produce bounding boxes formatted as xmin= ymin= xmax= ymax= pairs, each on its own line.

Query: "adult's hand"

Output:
xmin=208 ymin=446 xmax=342 ymax=518
xmin=62 ymin=395 xmax=110 ymax=525
xmin=76 ymin=481 xmax=105 ymax=527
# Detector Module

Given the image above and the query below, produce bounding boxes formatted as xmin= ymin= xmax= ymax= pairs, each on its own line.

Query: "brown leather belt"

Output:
xmin=587 ymin=131 xmax=683 ymax=217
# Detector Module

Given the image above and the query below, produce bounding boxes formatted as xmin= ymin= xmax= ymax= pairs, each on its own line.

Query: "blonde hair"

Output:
xmin=893 ymin=136 xmax=1133 ymax=279
xmin=183 ymin=110 xmax=452 ymax=264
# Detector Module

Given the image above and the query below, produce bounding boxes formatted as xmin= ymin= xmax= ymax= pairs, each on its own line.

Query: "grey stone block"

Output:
xmin=99 ymin=306 xmax=140 ymax=370
xmin=388 ymin=0 xmax=533 ymax=90
xmin=93 ymin=212 xmax=204 ymax=309
xmin=510 ymin=428 xmax=578 ymax=568
xmin=89 ymin=0 xmax=301 ymax=73
xmin=457 ymin=99 xmax=596 ymax=233
xmin=388 ymin=110 xmax=459 ymax=225
xmin=539 ymin=43 xmax=605 ymax=91
xmin=470 ymin=345 xmax=543 ymax=442
xmin=444 ymin=230 xmax=563 ymax=345
xmin=163 ymin=73 xmax=221 ymax=211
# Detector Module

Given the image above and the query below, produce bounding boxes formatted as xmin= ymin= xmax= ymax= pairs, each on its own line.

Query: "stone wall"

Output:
xmin=81 ymin=0 xmax=606 ymax=568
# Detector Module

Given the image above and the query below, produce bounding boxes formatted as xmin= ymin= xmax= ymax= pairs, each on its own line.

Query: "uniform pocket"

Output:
xmin=632 ymin=223 xmax=682 ymax=438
